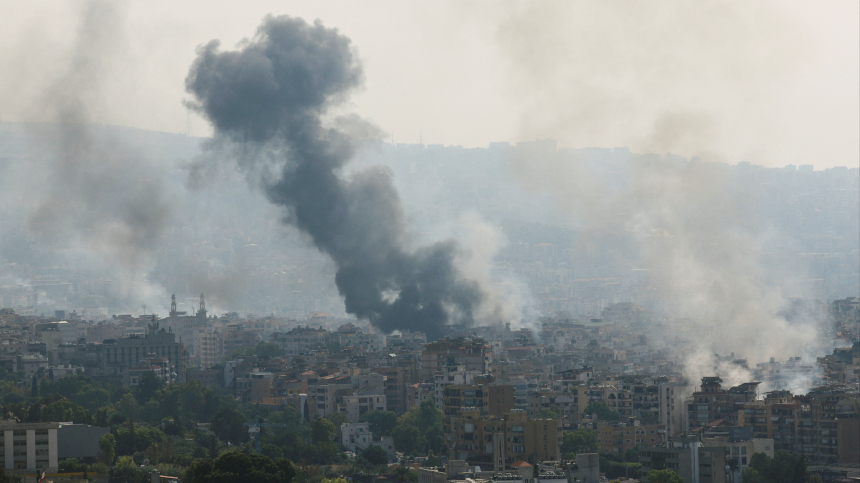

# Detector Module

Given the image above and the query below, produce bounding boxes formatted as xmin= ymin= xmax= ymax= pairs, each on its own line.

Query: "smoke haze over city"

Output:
xmin=0 ymin=0 xmax=858 ymax=387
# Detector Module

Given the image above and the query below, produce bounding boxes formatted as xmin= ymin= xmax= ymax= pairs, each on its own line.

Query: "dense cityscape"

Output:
xmin=0 ymin=4 xmax=858 ymax=483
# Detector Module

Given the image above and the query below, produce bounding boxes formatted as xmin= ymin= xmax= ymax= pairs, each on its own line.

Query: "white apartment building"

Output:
xmin=0 ymin=422 xmax=59 ymax=472
xmin=343 ymin=395 xmax=387 ymax=422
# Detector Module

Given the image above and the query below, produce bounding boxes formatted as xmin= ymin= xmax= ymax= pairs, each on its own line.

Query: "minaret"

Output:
xmin=170 ymin=294 xmax=178 ymax=318
xmin=198 ymin=293 xmax=207 ymax=320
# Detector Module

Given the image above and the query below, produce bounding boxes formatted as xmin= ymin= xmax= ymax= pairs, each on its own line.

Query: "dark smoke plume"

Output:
xmin=186 ymin=16 xmax=486 ymax=338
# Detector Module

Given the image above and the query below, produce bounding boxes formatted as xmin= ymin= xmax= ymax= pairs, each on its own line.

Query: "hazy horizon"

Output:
xmin=1 ymin=1 xmax=857 ymax=169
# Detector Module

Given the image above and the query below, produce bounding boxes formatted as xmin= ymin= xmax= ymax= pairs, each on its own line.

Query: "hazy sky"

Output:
xmin=1 ymin=1 xmax=857 ymax=168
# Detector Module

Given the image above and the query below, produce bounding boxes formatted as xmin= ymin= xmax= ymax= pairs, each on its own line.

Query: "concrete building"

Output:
xmin=193 ymin=329 xmax=224 ymax=369
xmin=595 ymin=420 xmax=665 ymax=454
xmin=20 ymin=355 xmax=48 ymax=379
xmin=421 ymin=337 xmax=492 ymax=382
xmin=442 ymin=381 xmax=515 ymax=419
xmin=56 ymin=423 xmax=110 ymax=464
xmin=235 ymin=372 xmax=275 ymax=403
xmin=160 ymin=293 xmax=208 ymax=347
xmin=639 ymin=438 xmax=727 ymax=483
xmin=272 ymin=326 xmax=330 ymax=355
xmin=103 ymin=319 xmax=185 ymax=383
xmin=343 ymin=394 xmax=387 ymax=422
xmin=340 ymin=422 xmax=395 ymax=460
xmin=448 ymin=409 xmax=561 ymax=468
xmin=374 ymin=356 xmax=419 ymax=414
xmin=0 ymin=421 xmax=58 ymax=472
xmin=700 ymin=437 xmax=773 ymax=482
xmin=685 ymin=378 xmax=758 ymax=431
xmin=538 ymin=455 xmax=600 ymax=483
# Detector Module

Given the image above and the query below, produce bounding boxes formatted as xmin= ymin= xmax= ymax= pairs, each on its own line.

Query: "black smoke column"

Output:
xmin=185 ymin=16 xmax=485 ymax=339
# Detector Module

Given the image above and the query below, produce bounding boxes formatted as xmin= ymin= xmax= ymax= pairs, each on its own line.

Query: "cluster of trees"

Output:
xmin=228 ymin=341 xmax=284 ymax=360
xmin=561 ymin=428 xmax=598 ymax=458
xmin=582 ymin=401 xmax=622 ymax=422
xmin=0 ymin=372 xmax=358 ymax=478
xmin=185 ymin=452 xmax=295 ymax=483
xmin=629 ymin=451 xmax=811 ymax=483
xmin=390 ymin=401 xmax=444 ymax=456
xmin=741 ymin=451 xmax=808 ymax=483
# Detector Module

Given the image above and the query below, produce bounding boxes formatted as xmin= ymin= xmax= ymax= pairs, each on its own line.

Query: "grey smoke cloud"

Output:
xmin=185 ymin=15 xmax=489 ymax=338
xmin=495 ymin=1 xmax=814 ymax=165
xmin=23 ymin=0 xmax=173 ymax=274
xmin=497 ymin=1 xmax=830 ymax=386
xmin=511 ymin=145 xmax=823 ymax=387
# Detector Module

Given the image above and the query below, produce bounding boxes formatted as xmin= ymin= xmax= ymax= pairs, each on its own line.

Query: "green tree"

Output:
xmin=392 ymin=466 xmax=417 ymax=483
xmin=537 ymin=406 xmax=561 ymax=419
xmin=115 ymin=393 xmax=140 ymax=421
xmin=747 ymin=451 xmax=807 ymax=483
xmin=74 ymin=386 xmax=111 ymax=412
xmin=311 ymin=417 xmax=338 ymax=464
xmin=359 ymin=410 xmax=398 ymax=437
xmin=741 ymin=467 xmax=765 ymax=483
xmin=583 ymin=401 xmax=622 ymax=421
xmin=647 ymin=468 xmax=684 ymax=483
xmin=41 ymin=399 xmax=91 ymax=424
xmin=58 ymin=458 xmax=87 ymax=473
xmin=392 ymin=401 xmax=444 ymax=456
xmin=0 ymin=466 xmax=22 ymax=483
xmin=136 ymin=372 xmax=163 ymax=404
xmin=311 ymin=417 xmax=336 ymax=444
xmin=361 ymin=445 xmax=389 ymax=466
xmin=184 ymin=451 xmax=295 ymax=483
xmin=561 ymin=428 xmax=598 ymax=456
xmin=212 ymin=407 xmax=249 ymax=444
xmin=326 ymin=412 xmax=349 ymax=429
xmin=422 ymin=454 xmax=442 ymax=467
xmin=261 ymin=444 xmax=284 ymax=460
xmin=392 ymin=425 xmax=421 ymax=455
xmin=256 ymin=342 xmax=283 ymax=358
xmin=639 ymin=412 xmax=660 ymax=425
xmin=99 ymin=433 xmax=116 ymax=465
xmin=113 ymin=424 xmax=166 ymax=456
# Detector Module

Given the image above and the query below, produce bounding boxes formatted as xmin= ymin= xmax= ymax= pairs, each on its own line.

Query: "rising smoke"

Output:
xmin=495 ymin=1 xmax=830 ymax=387
xmin=2 ymin=0 xmax=175 ymax=311
xmin=185 ymin=16 xmax=494 ymax=339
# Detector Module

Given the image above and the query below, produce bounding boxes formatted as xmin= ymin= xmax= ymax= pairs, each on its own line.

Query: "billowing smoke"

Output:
xmin=511 ymin=146 xmax=824 ymax=388
xmin=185 ymin=16 xmax=490 ymax=338
xmin=0 ymin=0 xmax=174 ymax=312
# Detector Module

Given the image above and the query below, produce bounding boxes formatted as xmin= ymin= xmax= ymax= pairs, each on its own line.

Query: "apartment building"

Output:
xmin=595 ymin=420 xmax=665 ymax=454
xmin=102 ymin=320 xmax=185 ymax=382
xmin=639 ymin=438 xmax=727 ymax=483
xmin=0 ymin=422 xmax=58 ymax=472
xmin=448 ymin=409 xmax=561 ymax=469
xmin=421 ymin=337 xmax=492 ymax=382
xmin=442 ymin=381 xmax=515 ymax=419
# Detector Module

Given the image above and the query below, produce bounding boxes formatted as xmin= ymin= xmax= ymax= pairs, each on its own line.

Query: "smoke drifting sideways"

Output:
xmin=185 ymin=16 xmax=494 ymax=339
xmin=511 ymin=147 xmax=825 ymax=390
xmin=0 ymin=0 xmax=174 ymax=312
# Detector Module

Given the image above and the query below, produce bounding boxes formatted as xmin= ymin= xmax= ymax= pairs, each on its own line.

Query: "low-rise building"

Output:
xmin=0 ymin=421 xmax=58 ymax=472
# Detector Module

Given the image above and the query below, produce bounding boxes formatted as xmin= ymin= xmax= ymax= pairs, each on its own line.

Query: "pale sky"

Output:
xmin=1 ymin=1 xmax=857 ymax=168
